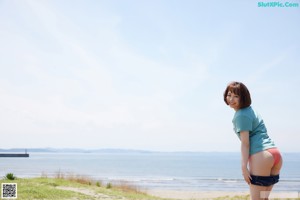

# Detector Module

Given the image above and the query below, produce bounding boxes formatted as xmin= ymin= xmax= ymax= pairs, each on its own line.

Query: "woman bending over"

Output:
xmin=224 ymin=81 xmax=283 ymax=200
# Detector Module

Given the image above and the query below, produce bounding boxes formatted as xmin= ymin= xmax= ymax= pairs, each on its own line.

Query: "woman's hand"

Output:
xmin=242 ymin=167 xmax=252 ymax=185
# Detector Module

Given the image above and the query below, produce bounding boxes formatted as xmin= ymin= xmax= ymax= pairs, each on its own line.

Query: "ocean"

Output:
xmin=1 ymin=152 xmax=299 ymax=192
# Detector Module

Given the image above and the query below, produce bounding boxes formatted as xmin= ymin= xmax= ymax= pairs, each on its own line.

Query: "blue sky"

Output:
xmin=0 ymin=0 xmax=299 ymax=152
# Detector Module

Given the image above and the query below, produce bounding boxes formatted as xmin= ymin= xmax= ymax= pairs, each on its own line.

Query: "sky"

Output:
xmin=0 ymin=0 xmax=299 ymax=152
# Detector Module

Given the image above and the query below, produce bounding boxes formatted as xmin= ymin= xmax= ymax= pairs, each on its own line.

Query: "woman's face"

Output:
xmin=226 ymin=91 xmax=240 ymax=111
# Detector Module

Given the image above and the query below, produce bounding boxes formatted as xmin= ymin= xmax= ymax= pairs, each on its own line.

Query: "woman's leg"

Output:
xmin=250 ymin=185 xmax=268 ymax=200
xmin=264 ymin=157 xmax=283 ymax=199
xmin=249 ymin=150 xmax=274 ymax=200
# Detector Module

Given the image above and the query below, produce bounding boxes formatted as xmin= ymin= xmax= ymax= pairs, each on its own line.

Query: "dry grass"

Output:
xmin=114 ymin=180 xmax=144 ymax=193
xmin=54 ymin=171 xmax=94 ymax=185
xmin=48 ymin=171 xmax=143 ymax=193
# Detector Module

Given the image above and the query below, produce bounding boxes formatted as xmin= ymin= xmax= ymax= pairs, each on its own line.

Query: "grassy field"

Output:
xmin=2 ymin=174 xmax=291 ymax=200
xmin=0 ymin=175 xmax=167 ymax=200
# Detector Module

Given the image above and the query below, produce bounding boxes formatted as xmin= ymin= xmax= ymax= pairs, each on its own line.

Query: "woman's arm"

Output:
xmin=240 ymin=131 xmax=251 ymax=184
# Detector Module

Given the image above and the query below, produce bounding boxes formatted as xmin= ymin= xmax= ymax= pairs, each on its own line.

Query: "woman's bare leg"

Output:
xmin=249 ymin=151 xmax=274 ymax=200
xmin=250 ymin=185 xmax=268 ymax=200
xmin=264 ymin=157 xmax=283 ymax=199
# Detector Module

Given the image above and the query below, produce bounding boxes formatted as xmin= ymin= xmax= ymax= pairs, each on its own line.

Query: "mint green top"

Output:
xmin=232 ymin=106 xmax=276 ymax=155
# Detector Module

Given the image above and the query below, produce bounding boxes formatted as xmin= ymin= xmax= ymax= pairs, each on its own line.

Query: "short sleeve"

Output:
xmin=234 ymin=115 xmax=253 ymax=133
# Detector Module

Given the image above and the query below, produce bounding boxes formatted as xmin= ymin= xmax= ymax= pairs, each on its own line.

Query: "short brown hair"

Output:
xmin=223 ymin=81 xmax=252 ymax=109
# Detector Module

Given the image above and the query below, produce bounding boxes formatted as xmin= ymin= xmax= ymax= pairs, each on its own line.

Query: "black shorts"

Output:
xmin=250 ymin=174 xmax=279 ymax=186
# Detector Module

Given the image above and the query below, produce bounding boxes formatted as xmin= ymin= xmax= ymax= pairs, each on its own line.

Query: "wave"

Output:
xmin=94 ymin=176 xmax=300 ymax=183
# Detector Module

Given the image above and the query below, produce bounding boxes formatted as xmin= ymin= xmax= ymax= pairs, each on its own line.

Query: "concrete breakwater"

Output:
xmin=0 ymin=153 xmax=29 ymax=157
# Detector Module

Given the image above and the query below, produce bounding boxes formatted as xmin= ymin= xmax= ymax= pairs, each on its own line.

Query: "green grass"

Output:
xmin=4 ymin=173 xmax=17 ymax=180
xmin=0 ymin=176 xmax=167 ymax=200
xmin=3 ymin=175 xmax=296 ymax=200
xmin=1 ymin=178 xmax=85 ymax=200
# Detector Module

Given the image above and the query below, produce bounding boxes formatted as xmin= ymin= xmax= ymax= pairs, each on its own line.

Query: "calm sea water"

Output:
xmin=0 ymin=152 xmax=299 ymax=192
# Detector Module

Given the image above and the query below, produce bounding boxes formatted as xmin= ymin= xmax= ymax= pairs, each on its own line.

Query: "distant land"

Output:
xmin=0 ymin=148 xmax=229 ymax=154
xmin=1 ymin=148 xmax=299 ymax=154
xmin=0 ymin=148 xmax=154 ymax=154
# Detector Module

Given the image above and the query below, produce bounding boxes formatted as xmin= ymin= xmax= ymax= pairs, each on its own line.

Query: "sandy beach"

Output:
xmin=55 ymin=186 xmax=300 ymax=200
xmin=146 ymin=190 xmax=249 ymax=199
xmin=56 ymin=187 xmax=248 ymax=200
xmin=146 ymin=189 xmax=300 ymax=199
xmin=55 ymin=187 xmax=300 ymax=200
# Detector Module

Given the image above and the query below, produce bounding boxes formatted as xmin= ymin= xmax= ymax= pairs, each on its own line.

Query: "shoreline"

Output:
xmin=1 ymin=176 xmax=299 ymax=200
xmin=146 ymin=189 xmax=249 ymax=199
xmin=146 ymin=189 xmax=300 ymax=199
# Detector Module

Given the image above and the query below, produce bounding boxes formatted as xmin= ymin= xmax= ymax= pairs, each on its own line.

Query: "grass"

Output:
xmin=3 ymin=173 xmax=296 ymax=200
xmin=4 ymin=173 xmax=17 ymax=180
xmin=0 ymin=173 xmax=167 ymax=200
xmin=1 ymin=178 xmax=83 ymax=200
xmin=214 ymin=195 xmax=251 ymax=200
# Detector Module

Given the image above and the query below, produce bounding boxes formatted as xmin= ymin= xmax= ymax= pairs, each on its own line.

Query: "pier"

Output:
xmin=0 ymin=149 xmax=29 ymax=157
xmin=0 ymin=153 xmax=29 ymax=157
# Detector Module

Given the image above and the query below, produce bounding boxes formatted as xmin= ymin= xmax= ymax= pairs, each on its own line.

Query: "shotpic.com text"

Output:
xmin=258 ymin=2 xmax=299 ymax=7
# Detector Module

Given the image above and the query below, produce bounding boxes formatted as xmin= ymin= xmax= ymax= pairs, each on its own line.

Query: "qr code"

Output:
xmin=1 ymin=183 xmax=17 ymax=199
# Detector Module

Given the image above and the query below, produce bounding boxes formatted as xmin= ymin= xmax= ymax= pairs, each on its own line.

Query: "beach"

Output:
xmin=0 ymin=177 xmax=253 ymax=200
xmin=147 ymin=189 xmax=300 ymax=199
xmin=1 ymin=152 xmax=300 ymax=199
xmin=55 ymin=187 xmax=300 ymax=199
xmin=2 ymin=176 xmax=298 ymax=200
xmin=147 ymin=190 xmax=249 ymax=199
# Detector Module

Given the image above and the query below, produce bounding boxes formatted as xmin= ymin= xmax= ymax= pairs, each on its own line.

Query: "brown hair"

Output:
xmin=223 ymin=81 xmax=252 ymax=109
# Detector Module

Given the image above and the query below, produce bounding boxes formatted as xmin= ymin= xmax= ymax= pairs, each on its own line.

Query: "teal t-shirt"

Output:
xmin=232 ymin=106 xmax=276 ymax=155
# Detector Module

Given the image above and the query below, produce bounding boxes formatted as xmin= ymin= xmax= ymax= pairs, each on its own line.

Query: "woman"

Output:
xmin=224 ymin=81 xmax=283 ymax=200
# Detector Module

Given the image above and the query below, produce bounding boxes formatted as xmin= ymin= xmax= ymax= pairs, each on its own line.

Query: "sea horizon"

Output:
xmin=1 ymin=151 xmax=300 ymax=192
xmin=1 ymin=147 xmax=300 ymax=154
